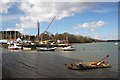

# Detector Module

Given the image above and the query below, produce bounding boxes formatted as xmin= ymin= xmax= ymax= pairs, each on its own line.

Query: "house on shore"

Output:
xmin=0 ymin=31 xmax=22 ymax=43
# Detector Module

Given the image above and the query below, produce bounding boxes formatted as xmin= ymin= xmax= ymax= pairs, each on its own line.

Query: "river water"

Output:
xmin=1 ymin=42 xmax=119 ymax=78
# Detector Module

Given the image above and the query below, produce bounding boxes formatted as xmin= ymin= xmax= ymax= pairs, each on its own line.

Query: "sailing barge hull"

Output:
xmin=38 ymin=49 xmax=55 ymax=51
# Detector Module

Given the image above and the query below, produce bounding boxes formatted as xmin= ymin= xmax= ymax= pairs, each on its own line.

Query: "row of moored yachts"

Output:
xmin=7 ymin=42 xmax=76 ymax=51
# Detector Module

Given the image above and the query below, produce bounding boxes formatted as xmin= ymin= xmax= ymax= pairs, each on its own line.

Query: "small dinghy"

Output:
xmin=65 ymin=55 xmax=111 ymax=70
xmin=8 ymin=43 xmax=22 ymax=50
xmin=62 ymin=46 xmax=76 ymax=51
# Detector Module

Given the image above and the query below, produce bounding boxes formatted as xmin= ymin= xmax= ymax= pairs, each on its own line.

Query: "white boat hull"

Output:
xmin=8 ymin=46 xmax=21 ymax=50
xmin=23 ymin=47 xmax=31 ymax=50
xmin=62 ymin=46 xmax=76 ymax=51
xmin=37 ymin=47 xmax=56 ymax=51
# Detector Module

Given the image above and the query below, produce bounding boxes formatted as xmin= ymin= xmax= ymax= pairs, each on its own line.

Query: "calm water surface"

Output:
xmin=2 ymin=42 xmax=119 ymax=78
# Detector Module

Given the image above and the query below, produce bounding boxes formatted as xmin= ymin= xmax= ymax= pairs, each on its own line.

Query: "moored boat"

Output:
xmin=36 ymin=47 xmax=56 ymax=51
xmin=57 ymin=43 xmax=69 ymax=47
xmin=23 ymin=47 xmax=32 ymax=50
xmin=62 ymin=46 xmax=76 ymax=51
xmin=8 ymin=43 xmax=22 ymax=50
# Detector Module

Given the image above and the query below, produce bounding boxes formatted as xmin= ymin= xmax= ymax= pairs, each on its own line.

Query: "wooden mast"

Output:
xmin=37 ymin=20 xmax=40 ymax=41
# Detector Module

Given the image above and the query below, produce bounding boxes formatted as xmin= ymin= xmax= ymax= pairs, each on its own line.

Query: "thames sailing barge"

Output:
xmin=65 ymin=55 xmax=111 ymax=70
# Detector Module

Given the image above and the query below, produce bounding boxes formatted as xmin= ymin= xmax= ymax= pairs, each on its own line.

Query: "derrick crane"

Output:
xmin=44 ymin=16 xmax=56 ymax=33
xmin=92 ymin=55 xmax=110 ymax=66
xmin=98 ymin=55 xmax=109 ymax=62
xmin=41 ymin=16 xmax=56 ymax=41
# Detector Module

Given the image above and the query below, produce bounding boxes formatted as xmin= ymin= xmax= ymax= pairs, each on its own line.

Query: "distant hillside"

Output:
xmin=39 ymin=32 xmax=105 ymax=43
xmin=106 ymin=40 xmax=120 ymax=42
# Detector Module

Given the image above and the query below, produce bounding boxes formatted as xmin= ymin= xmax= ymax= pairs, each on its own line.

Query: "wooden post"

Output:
xmin=15 ymin=31 xmax=16 ymax=40
xmin=10 ymin=31 xmax=11 ymax=40
xmin=6 ymin=31 xmax=7 ymax=39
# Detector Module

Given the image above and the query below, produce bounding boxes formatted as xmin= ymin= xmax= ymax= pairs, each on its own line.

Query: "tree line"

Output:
xmin=21 ymin=32 xmax=104 ymax=43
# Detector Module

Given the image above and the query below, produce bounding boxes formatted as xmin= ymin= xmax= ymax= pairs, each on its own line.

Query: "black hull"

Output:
xmin=39 ymin=49 xmax=55 ymax=51
xmin=63 ymin=49 xmax=76 ymax=51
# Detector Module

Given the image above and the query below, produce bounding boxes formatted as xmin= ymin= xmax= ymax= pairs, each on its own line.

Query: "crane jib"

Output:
xmin=44 ymin=17 xmax=56 ymax=33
